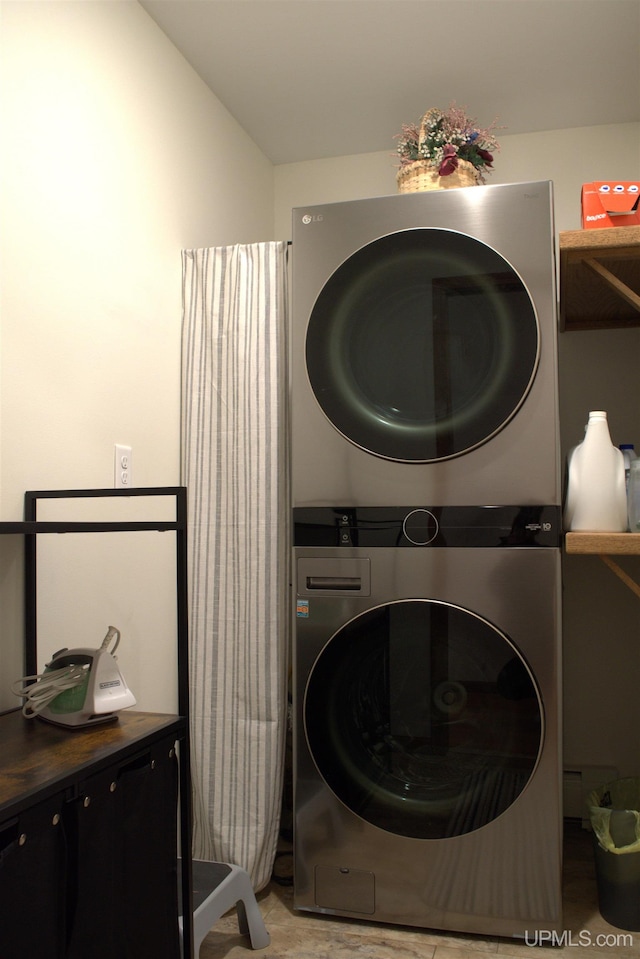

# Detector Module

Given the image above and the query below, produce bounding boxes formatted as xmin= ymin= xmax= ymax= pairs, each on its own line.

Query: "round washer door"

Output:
xmin=305 ymin=229 xmax=539 ymax=462
xmin=304 ymin=599 xmax=543 ymax=839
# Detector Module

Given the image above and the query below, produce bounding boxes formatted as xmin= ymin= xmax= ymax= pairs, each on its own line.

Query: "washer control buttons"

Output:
xmin=402 ymin=509 xmax=438 ymax=545
xmin=338 ymin=513 xmax=353 ymax=546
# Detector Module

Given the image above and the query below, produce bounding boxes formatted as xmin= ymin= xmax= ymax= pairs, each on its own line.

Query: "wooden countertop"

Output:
xmin=0 ymin=709 xmax=184 ymax=817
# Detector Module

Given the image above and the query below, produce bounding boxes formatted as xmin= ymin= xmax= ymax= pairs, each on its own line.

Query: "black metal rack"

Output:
xmin=0 ymin=486 xmax=194 ymax=959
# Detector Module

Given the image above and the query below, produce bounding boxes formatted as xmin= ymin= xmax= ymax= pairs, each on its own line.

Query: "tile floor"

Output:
xmin=198 ymin=822 xmax=639 ymax=959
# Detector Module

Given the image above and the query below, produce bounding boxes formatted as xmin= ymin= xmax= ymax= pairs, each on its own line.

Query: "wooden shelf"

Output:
xmin=559 ymin=225 xmax=640 ymax=331
xmin=565 ymin=531 xmax=640 ymax=554
xmin=565 ymin=531 xmax=640 ymax=600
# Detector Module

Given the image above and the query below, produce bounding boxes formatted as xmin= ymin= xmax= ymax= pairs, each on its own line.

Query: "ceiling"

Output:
xmin=139 ymin=0 xmax=640 ymax=165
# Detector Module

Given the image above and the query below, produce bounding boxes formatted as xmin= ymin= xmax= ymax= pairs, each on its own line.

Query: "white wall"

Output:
xmin=2 ymin=0 xmax=638 ymax=785
xmin=275 ymin=123 xmax=640 ymax=780
xmin=0 ymin=0 xmax=274 ymax=711
xmin=274 ymin=122 xmax=640 ymax=237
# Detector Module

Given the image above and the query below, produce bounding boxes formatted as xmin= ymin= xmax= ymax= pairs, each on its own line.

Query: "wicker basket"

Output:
xmin=397 ymin=158 xmax=480 ymax=194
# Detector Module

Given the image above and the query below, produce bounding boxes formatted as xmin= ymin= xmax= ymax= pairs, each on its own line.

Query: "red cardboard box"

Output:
xmin=581 ymin=181 xmax=640 ymax=229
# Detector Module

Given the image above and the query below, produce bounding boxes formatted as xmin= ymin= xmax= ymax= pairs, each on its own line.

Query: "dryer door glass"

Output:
xmin=304 ymin=599 xmax=543 ymax=839
xmin=305 ymin=229 xmax=539 ymax=462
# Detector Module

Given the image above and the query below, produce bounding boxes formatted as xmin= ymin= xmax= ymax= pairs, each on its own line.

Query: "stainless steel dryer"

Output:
xmin=293 ymin=505 xmax=562 ymax=939
xmin=291 ymin=182 xmax=559 ymax=507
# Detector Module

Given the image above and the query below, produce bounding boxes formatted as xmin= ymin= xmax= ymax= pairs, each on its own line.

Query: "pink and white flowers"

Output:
xmin=395 ymin=104 xmax=502 ymax=181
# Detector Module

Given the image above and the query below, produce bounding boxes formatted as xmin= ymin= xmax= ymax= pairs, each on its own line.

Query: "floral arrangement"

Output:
xmin=395 ymin=103 xmax=502 ymax=182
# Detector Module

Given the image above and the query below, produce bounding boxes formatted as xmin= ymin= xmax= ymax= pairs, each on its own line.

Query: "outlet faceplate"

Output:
xmin=115 ymin=444 xmax=133 ymax=488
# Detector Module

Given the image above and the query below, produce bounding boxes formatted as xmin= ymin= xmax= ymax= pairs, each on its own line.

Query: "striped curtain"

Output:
xmin=181 ymin=242 xmax=289 ymax=891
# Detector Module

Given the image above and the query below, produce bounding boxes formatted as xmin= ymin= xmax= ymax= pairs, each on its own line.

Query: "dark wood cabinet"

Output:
xmin=0 ymin=711 xmax=185 ymax=959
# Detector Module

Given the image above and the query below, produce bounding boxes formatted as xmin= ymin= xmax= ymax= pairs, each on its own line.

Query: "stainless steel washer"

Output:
xmin=293 ymin=506 xmax=562 ymax=939
xmin=291 ymin=182 xmax=559 ymax=507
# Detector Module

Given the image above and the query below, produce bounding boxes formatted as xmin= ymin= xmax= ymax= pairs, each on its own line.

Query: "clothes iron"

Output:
xmin=13 ymin=626 xmax=136 ymax=728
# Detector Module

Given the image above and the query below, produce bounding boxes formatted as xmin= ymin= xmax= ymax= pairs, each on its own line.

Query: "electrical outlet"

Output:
xmin=115 ymin=444 xmax=133 ymax=488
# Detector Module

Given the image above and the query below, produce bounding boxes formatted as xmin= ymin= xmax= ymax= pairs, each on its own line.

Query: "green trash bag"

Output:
xmin=588 ymin=778 xmax=640 ymax=855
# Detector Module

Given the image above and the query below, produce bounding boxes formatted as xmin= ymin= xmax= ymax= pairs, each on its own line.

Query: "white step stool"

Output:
xmin=178 ymin=859 xmax=270 ymax=955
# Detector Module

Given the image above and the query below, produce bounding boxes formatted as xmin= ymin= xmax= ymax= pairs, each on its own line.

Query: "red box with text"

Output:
xmin=581 ymin=181 xmax=640 ymax=229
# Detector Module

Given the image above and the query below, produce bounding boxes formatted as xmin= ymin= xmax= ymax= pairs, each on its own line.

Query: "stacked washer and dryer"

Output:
xmin=289 ymin=182 xmax=563 ymax=939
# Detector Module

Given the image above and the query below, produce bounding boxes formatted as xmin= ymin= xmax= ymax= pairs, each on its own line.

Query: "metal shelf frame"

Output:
xmin=1 ymin=486 xmax=194 ymax=959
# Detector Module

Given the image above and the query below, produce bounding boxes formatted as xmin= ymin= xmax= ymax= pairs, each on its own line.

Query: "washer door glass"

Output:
xmin=306 ymin=229 xmax=539 ymax=462
xmin=304 ymin=599 xmax=543 ymax=839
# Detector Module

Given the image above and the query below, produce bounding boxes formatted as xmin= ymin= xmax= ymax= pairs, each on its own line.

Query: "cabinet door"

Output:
xmin=64 ymin=735 xmax=180 ymax=959
xmin=64 ymin=766 xmax=123 ymax=959
xmin=117 ymin=735 xmax=180 ymax=959
xmin=0 ymin=793 xmax=66 ymax=959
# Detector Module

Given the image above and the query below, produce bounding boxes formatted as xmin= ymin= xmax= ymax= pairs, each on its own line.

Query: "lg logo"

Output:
xmin=302 ymin=214 xmax=323 ymax=224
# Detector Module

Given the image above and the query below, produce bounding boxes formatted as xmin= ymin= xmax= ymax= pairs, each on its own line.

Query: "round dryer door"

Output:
xmin=304 ymin=599 xmax=543 ymax=840
xmin=306 ymin=229 xmax=539 ymax=462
